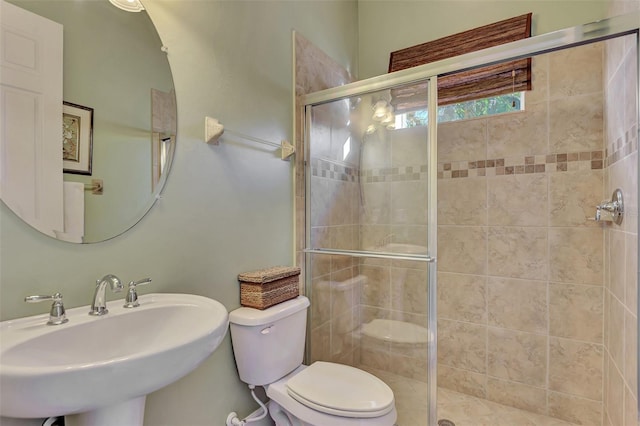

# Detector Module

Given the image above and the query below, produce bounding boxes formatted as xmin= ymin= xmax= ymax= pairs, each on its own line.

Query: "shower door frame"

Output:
xmin=301 ymin=11 xmax=640 ymax=426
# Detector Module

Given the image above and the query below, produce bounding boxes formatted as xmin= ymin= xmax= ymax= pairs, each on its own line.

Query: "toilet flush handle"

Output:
xmin=260 ymin=325 xmax=273 ymax=335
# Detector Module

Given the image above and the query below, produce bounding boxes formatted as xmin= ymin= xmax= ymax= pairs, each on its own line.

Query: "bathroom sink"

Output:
xmin=0 ymin=293 xmax=228 ymax=421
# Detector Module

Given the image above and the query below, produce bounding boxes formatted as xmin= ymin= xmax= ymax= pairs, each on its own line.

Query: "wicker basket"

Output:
xmin=238 ymin=266 xmax=301 ymax=310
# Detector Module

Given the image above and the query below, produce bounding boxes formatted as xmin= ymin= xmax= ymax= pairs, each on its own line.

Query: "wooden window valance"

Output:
xmin=388 ymin=13 xmax=532 ymax=109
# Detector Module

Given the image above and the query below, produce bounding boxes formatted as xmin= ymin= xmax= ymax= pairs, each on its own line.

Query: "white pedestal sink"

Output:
xmin=0 ymin=293 xmax=229 ymax=425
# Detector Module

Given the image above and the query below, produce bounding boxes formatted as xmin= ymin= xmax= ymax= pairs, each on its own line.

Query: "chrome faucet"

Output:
xmin=123 ymin=277 xmax=152 ymax=308
xmin=24 ymin=292 xmax=68 ymax=325
xmin=89 ymin=274 xmax=123 ymax=316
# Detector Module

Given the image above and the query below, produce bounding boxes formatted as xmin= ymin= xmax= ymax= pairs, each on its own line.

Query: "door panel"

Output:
xmin=1 ymin=0 xmax=63 ymax=236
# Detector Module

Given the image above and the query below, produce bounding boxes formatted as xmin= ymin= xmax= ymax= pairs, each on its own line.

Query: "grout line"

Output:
xmin=484 ymin=152 xmax=490 ymax=400
xmin=545 ymin=151 xmax=552 ymax=416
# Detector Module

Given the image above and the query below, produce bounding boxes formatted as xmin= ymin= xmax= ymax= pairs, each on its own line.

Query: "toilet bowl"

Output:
xmin=228 ymin=296 xmax=397 ymax=426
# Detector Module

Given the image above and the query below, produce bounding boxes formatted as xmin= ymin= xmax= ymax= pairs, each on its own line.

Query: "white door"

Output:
xmin=0 ymin=0 xmax=63 ymax=237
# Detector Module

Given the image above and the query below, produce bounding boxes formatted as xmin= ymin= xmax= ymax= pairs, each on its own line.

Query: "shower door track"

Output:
xmin=304 ymin=248 xmax=436 ymax=263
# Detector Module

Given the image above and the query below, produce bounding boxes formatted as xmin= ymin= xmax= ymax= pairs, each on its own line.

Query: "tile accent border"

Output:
xmin=311 ymin=157 xmax=358 ymax=182
xmin=357 ymin=150 xmax=605 ymax=182
xmin=605 ymin=124 xmax=638 ymax=167
xmin=309 ymin=125 xmax=639 ymax=183
xmin=361 ymin=165 xmax=429 ymax=183
xmin=438 ymin=150 xmax=604 ymax=179
xmin=309 ymin=127 xmax=639 ymax=182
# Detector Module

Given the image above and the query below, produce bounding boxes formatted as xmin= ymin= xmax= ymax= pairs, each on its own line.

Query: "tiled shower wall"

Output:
xmin=307 ymin=121 xmax=362 ymax=364
xmin=294 ymin=32 xmax=354 ymax=287
xmin=294 ymin=32 xmax=362 ymax=365
xmin=436 ymin=44 xmax=607 ymax=425
xmin=356 ymin=122 xmax=431 ymax=381
xmin=297 ymin=23 xmax=639 ymax=426
xmin=306 ymin=91 xmax=433 ymax=371
xmin=602 ymin=7 xmax=639 ymax=425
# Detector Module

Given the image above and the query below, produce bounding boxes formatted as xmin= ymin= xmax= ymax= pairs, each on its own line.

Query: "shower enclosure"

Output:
xmin=301 ymin=12 xmax=639 ymax=426
xmin=304 ymin=80 xmax=437 ymax=424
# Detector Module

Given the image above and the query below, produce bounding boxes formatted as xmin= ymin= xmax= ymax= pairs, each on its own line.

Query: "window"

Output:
xmin=393 ymin=92 xmax=524 ymax=129
xmin=388 ymin=14 xmax=532 ymax=108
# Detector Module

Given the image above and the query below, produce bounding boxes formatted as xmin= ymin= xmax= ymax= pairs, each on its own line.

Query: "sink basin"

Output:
xmin=0 ymin=293 xmax=228 ymax=422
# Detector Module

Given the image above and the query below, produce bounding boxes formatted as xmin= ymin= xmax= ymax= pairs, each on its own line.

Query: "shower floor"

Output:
xmin=362 ymin=368 xmax=581 ymax=426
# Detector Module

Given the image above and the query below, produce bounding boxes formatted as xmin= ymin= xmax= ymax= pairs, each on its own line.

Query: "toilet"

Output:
xmin=228 ymin=296 xmax=398 ymax=426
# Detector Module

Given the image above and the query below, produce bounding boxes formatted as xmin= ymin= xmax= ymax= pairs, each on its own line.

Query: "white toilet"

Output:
xmin=228 ymin=296 xmax=398 ymax=426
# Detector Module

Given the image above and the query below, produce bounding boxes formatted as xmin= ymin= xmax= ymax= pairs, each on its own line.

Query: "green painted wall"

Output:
xmin=0 ymin=0 xmax=357 ymax=424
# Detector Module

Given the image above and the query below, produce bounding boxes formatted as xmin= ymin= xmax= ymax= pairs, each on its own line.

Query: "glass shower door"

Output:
xmin=304 ymin=79 xmax=438 ymax=426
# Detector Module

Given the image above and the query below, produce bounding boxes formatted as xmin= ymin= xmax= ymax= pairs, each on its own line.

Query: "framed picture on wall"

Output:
xmin=62 ymin=101 xmax=93 ymax=175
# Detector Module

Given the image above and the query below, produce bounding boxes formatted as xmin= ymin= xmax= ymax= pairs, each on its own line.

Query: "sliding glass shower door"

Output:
xmin=304 ymin=80 xmax=438 ymax=425
xmin=301 ymin=11 xmax=639 ymax=426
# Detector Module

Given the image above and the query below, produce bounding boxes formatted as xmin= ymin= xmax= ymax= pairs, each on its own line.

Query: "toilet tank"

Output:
xmin=228 ymin=296 xmax=310 ymax=386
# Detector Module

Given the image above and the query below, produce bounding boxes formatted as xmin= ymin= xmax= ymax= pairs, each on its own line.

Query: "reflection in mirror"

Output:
xmin=2 ymin=0 xmax=176 ymax=243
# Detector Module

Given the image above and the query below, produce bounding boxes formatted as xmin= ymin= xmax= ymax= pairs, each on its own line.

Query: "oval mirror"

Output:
xmin=2 ymin=0 xmax=176 ymax=243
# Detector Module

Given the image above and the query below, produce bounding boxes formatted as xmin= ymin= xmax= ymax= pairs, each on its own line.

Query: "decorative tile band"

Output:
xmin=358 ymin=150 xmax=605 ymax=182
xmin=311 ymin=157 xmax=358 ymax=182
xmin=314 ymin=141 xmax=632 ymax=183
xmin=360 ymin=165 xmax=428 ymax=183
xmin=605 ymin=124 xmax=638 ymax=167
xmin=437 ymin=150 xmax=604 ymax=179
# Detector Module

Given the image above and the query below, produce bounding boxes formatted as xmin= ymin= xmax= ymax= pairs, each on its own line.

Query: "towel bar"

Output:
xmin=84 ymin=179 xmax=103 ymax=195
xmin=204 ymin=116 xmax=295 ymax=160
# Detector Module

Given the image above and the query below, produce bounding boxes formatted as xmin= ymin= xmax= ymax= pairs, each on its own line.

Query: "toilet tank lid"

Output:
xmin=229 ymin=296 xmax=310 ymax=326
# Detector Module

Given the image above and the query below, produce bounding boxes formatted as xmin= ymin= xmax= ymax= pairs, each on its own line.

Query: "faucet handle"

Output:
xmin=124 ymin=278 xmax=152 ymax=308
xmin=25 ymin=292 xmax=69 ymax=325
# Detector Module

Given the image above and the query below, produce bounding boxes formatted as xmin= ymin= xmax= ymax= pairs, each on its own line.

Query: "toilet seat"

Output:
xmin=286 ymin=362 xmax=394 ymax=418
xmin=266 ymin=365 xmax=397 ymax=426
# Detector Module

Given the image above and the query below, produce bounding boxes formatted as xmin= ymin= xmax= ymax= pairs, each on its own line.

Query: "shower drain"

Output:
xmin=438 ymin=419 xmax=456 ymax=426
